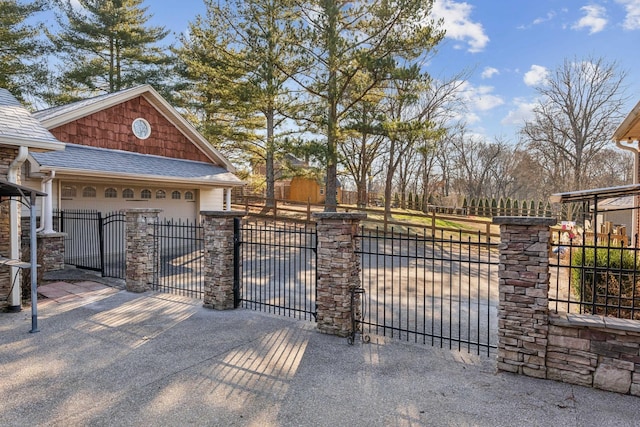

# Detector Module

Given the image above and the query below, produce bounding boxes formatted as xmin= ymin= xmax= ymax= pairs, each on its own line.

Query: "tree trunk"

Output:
xmin=265 ymin=108 xmax=275 ymax=208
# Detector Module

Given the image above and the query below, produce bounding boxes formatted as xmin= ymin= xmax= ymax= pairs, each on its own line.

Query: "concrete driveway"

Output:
xmin=1 ymin=283 xmax=639 ymax=426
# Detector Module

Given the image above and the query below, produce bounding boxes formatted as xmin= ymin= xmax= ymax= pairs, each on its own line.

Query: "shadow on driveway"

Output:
xmin=1 ymin=287 xmax=639 ymax=426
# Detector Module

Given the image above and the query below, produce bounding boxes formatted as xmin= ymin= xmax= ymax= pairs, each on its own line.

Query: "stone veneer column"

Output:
xmin=493 ymin=216 xmax=556 ymax=378
xmin=201 ymin=211 xmax=245 ymax=310
xmin=37 ymin=232 xmax=66 ymax=277
xmin=313 ymin=212 xmax=367 ymax=337
xmin=125 ymin=209 xmax=161 ymax=293
xmin=0 ymin=146 xmax=19 ymax=310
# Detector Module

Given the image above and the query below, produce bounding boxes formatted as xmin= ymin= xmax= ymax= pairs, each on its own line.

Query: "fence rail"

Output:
xmin=356 ymin=227 xmax=499 ymax=355
xmin=232 ymin=195 xmax=499 ymax=242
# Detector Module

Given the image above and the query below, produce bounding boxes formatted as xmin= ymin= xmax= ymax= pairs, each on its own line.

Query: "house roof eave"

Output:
xmin=0 ymin=136 xmax=65 ymax=151
xmin=37 ymin=167 xmax=245 ymax=188
xmin=613 ymin=99 xmax=640 ymax=143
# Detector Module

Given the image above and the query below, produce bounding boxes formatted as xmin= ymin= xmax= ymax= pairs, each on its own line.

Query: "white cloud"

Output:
xmin=616 ymin=0 xmax=640 ymax=30
xmin=572 ymin=4 xmax=608 ymax=34
xmin=431 ymin=0 xmax=489 ymax=53
xmin=458 ymin=81 xmax=504 ymax=112
xmin=533 ymin=11 xmax=557 ymax=25
xmin=523 ymin=65 xmax=549 ymax=87
xmin=501 ymin=98 xmax=537 ymax=127
xmin=481 ymin=67 xmax=499 ymax=79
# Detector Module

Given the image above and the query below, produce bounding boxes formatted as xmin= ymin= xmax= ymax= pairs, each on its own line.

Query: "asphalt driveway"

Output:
xmin=1 ymin=283 xmax=639 ymax=426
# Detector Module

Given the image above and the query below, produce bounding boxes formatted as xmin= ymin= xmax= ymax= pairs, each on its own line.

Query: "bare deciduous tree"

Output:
xmin=521 ymin=56 xmax=628 ymax=193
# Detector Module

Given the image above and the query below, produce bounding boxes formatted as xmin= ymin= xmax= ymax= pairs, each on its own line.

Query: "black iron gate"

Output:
xmin=235 ymin=219 xmax=317 ymax=321
xmin=356 ymin=227 xmax=499 ymax=356
xmin=152 ymin=218 xmax=204 ymax=299
xmin=55 ymin=210 xmax=126 ymax=279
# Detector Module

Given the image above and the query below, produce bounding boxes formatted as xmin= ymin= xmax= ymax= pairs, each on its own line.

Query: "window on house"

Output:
xmin=141 ymin=189 xmax=152 ymax=199
xmin=105 ymin=187 xmax=117 ymax=198
xmin=61 ymin=185 xmax=76 ymax=198
xmin=171 ymin=191 xmax=181 ymax=200
xmin=184 ymin=191 xmax=194 ymax=200
xmin=82 ymin=186 xmax=96 ymax=198
xmin=156 ymin=190 xmax=166 ymax=199
xmin=122 ymin=188 xmax=134 ymax=198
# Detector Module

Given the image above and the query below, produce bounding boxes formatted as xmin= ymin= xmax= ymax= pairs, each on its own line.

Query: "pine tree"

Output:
xmin=290 ymin=0 xmax=444 ymax=211
xmin=0 ymin=0 xmax=48 ymax=104
xmin=48 ymin=0 xmax=171 ymax=103
xmin=174 ymin=0 xmax=301 ymax=206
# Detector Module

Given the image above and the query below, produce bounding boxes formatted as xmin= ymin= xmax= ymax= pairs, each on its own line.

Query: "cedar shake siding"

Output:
xmin=48 ymin=96 xmax=211 ymax=163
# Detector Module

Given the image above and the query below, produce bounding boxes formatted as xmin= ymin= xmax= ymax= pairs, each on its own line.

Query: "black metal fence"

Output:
xmin=54 ymin=209 xmax=125 ymax=278
xmin=356 ymin=227 xmax=499 ymax=355
xmin=550 ymin=236 xmax=640 ymax=320
xmin=236 ymin=220 xmax=317 ymax=321
xmin=153 ymin=218 xmax=204 ymax=299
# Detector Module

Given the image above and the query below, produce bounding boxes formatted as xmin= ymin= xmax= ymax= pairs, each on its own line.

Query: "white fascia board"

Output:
xmin=613 ymin=99 xmax=640 ymax=141
xmin=0 ymin=136 xmax=65 ymax=151
xmin=37 ymin=167 xmax=245 ymax=187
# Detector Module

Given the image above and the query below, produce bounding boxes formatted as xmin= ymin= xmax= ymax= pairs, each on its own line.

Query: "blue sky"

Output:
xmin=132 ymin=1 xmax=640 ymax=142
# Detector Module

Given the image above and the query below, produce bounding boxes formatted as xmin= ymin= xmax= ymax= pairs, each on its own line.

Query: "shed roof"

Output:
xmin=549 ymin=184 xmax=640 ymax=204
xmin=0 ymin=179 xmax=46 ymax=198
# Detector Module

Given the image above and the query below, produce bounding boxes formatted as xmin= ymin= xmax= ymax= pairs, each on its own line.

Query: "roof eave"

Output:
xmin=0 ymin=136 xmax=65 ymax=151
xmin=613 ymin=99 xmax=640 ymax=142
xmin=36 ymin=167 xmax=245 ymax=187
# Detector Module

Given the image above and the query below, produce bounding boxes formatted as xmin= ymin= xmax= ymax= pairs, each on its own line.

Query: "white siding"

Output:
xmin=199 ymin=188 xmax=224 ymax=211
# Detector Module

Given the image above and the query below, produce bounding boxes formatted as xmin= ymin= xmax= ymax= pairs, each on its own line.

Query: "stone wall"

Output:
xmin=495 ymin=216 xmax=640 ymax=396
xmin=37 ymin=233 xmax=66 ymax=273
xmin=548 ymin=313 xmax=640 ymax=395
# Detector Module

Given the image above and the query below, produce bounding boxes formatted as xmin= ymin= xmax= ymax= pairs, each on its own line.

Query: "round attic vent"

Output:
xmin=132 ymin=118 xmax=151 ymax=140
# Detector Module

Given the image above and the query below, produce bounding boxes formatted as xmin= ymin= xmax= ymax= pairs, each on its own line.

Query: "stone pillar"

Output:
xmin=313 ymin=212 xmax=367 ymax=337
xmin=125 ymin=209 xmax=161 ymax=293
xmin=493 ymin=217 xmax=556 ymax=379
xmin=201 ymin=211 xmax=244 ymax=310
xmin=37 ymin=232 xmax=66 ymax=275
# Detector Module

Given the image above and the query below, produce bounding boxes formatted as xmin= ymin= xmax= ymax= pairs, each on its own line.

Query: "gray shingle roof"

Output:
xmin=33 ymin=90 xmax=126 ymax=123
xmin=0 ymin=89 xmax=64 ymax=147
xmin=31 ymin=143 xmax=243 ymax=185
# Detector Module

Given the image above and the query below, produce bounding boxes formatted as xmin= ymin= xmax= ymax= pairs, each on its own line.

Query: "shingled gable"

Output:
xmin=33 ymin=84 xmax=234 ymax=172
